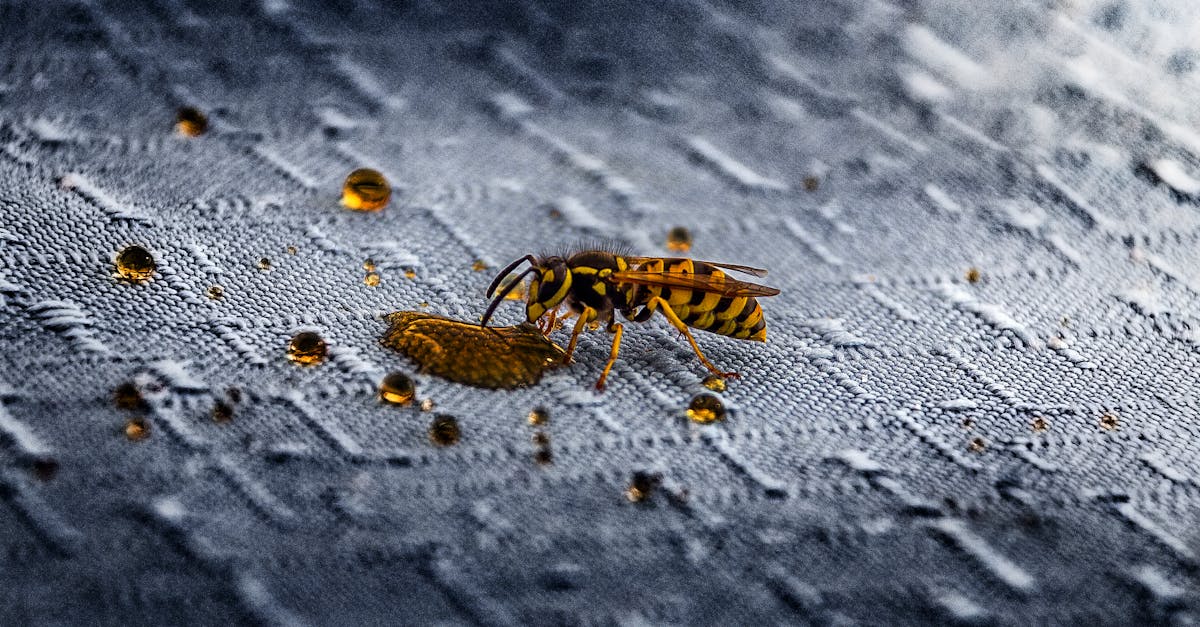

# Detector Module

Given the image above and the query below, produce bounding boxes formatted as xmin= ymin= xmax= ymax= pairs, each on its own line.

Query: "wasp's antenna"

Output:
xmin=480 ymin=267 xmax=538 ymax=328
xmin=485 ymin=255 xmax=538 ymax=298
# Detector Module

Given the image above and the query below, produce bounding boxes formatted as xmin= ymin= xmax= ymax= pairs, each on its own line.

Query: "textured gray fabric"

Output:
xmin=2 ymin=0 xmax=1200 ymax=624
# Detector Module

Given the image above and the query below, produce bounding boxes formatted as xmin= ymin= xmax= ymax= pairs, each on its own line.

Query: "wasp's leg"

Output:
xmin=562 ymin=306 xmax=597 ymax=365
xmin=541 ymin=305 xmax=562 ymax=336
xmin=594 ymin=322 xmax=624 ymax=392
xmin=645 ymin=296 xmax=740 ymax=378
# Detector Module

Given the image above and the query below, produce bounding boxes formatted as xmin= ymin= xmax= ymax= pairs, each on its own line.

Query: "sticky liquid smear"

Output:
xmin=341 ymin=168 xmax=391 ymax=211
xmin=382 ymin=311 xmax=565 ymax=389
xmin=115 ymin=245 xmax=156 ymax=281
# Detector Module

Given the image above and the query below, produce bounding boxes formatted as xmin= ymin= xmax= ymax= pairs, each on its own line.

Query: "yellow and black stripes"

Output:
xmin=623 ymin=258 xmax=767 ymax=341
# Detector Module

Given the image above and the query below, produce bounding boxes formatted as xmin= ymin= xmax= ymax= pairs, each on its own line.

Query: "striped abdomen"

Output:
xmin=625 ymin=258 xmax=767 ymax=341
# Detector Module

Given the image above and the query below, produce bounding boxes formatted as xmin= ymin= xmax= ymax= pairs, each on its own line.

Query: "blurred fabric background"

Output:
xmin=2 ymin=0 xmax=1199 ymax=623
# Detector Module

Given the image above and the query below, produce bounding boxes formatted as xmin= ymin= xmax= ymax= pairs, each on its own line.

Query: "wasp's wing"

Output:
xmin=622 ymin=256 xmax=769 ymax=277
xmin=612 ymin=270 xmax=781 ymax=298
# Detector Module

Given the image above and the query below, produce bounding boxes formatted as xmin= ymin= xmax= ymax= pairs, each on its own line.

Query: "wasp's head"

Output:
xmin=525 ymin=257 xmax=571 ymax=322
xmin=481 ymin=254 xmax=572 ymax=327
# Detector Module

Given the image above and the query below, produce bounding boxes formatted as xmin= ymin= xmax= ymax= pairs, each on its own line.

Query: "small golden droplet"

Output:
xmin=666 ymin=226 xmax=693 ymax=252
xmin=364 ymin=272 xmax=381 ymax=287
xmin=527 ymin=407 xmax=549 ymax=426
xmin=968 ymin=437 xmax=986 ymax=452
xmin=548 ymin=208 xmax=564 ymax=219
xmin=532 ymin=431 xmax=550 ymax=446
xmin=286 ymin=331 xmax=328 ymax=366
xmin=379 ymin=372 xmax=416 ymax=405
xmin=429 ymin=414 xmax=461 ymax=446
xmin=686 ymin=393 xmax=726 ymax=424
xmin=966 ymin=267 xmax=981 ymax=284
xmin=404 ymin=269 xmax=417 ymax=279
xmin=1032 ymin=416 xmax=1049 ymax=433
xmin=803 ymin=176 xmax=820 ymax=192
xmin=115 ymin=245 xmax=156 ymax=282
xmin=701 ymin=375 xmax=726 ymax=393
xmin=961 ymin=418 xmax=975 ymax=430
xmin=472 ymin=260 xmax=489 ymax=272
xmin=212 ymin=401 xmax=233 ymax=423
xmin=257 ymin=257 xmax=271 ymax=271
xmin=125 ymin=417 xmax=150 ymax=441
xmin=534 ymin=448 xmax=553 ymax=465
xmin=206 ymin=285 xmax=224 ymax=300
xmin=286 ymin=245 xmax=298 ymax=255
xmin=418 ymin=301 xmax=430 ymax=308
xmin=175 ymin=106 xmax=208 ymax=137
xmin=1100 ymin=413 xmax=1119 ymax=431
xmin=31 ymin=458 xmax=59 ymax=481
xmin=625 ymin=471 xmax=662 ymax=503
xmin=420 ymin=398 xmax=435 ymax=412
xmin=113 ymin=382 xmax=145 ymax=411
xmin=363 ymin=259 xmax=376 ymax=272
xmin=341 ymin=168 xmax=391 ymax=211
xmin=587 ymin=321 xmax=601 ymax=332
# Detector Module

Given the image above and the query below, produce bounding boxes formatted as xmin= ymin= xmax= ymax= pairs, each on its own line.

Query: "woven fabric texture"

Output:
xmin=2 ymin=0 xmax=1199 ymax=624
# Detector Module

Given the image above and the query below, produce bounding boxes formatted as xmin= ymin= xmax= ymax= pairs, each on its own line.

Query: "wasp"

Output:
xmin=480 ymin=247 xmax=780 ymax=390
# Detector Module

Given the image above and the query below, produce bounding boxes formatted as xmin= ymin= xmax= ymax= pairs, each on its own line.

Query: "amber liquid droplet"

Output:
xmin=364 ymin=272 xmax=381 ymax=287
xmin=1100 ymin=413 xmax=1119 ymax=431
xmin=1031 ymin=416 xmax=1049 ymax=433
xmin=286 ymin=246 xmax=298 ymax=255
xmin=175 ymin=106 xmax=208 ymax=137
xmin=420 ymin=398 xmax=436 ymax=412
xmin=125 ymin=417 xmax=150 ymax=441
xmin=31 ymin=458 xmax=59 ymax=481
xmin=531 ymin=431 xmax=550 ymax=446
xmin=666 ymin=226 xmax=693 ymax=252
xmin=686 ymin=393 xmax=725 ymax=424
xmin=701 ymin=375 xmax=726 ymax=393
xmin=212 ymin=401 xmax=233 ymax=423
xmin=527 ymin=407 xmax=549 ymax=426
xmin=341 ymin=168 xmax=391 ymax=211
xmin=625 ymin=471 xmax=662 ymax=503
xmin=405 ymin=269 xmax=417 ymax=280
xmin=966 ymin=267 xmax=981 ymax=283
xmin=257 ymin=257 xmax=272 ymax=271
xmin=115 ymin=245 xmax=156 ymax=281
xmin=471 ymin=260 xmax=489 ymax=272
xmin=968 ymin=437 xmax=986 ymax=452
xmin=429 ymin=414 xmax=461 ymax=446
xmin=363 ymin=259 xmax=377 ymax=272
xmin=379 ymin=372 xmax=416 ymax=405
xmin=113 ymin=382 xmax=145 ymax=411
xmin=206 ymin=285 xmax=224 ymax=300
xmin=287 ymin=331 xmax=328 ymax=366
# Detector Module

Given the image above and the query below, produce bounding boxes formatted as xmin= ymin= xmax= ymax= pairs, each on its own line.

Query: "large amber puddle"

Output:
xmin=382 ymin=311 xmax=565 ymax=389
